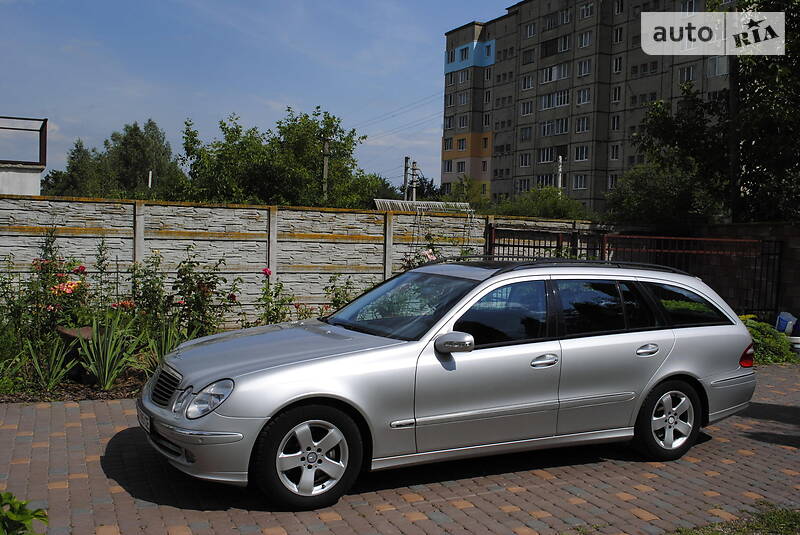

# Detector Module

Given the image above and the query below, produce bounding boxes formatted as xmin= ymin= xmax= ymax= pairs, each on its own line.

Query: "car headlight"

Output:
xmin=185 ymin=379 xmax=234 ymax=419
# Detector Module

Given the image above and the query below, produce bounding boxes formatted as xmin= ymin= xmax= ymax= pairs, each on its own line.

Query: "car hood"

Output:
xmin=163 ymin=319 xmax=404 ymax=388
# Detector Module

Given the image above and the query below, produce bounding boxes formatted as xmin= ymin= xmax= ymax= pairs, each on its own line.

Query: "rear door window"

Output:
xmin=619 ymin=281 xmax=661 ymax=329
xmin=555 ymin=280 xmax=625 ymax=336
xmin=454 ymin=280 xmax=548 ymax=347
xmin=642 ymin=282 xmax=731 ymax=327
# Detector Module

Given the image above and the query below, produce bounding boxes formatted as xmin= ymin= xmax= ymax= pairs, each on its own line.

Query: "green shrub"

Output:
xmin=255 ymin=268 xmax=294 ymax=325
xmin=25 ymin=335 xmax=77 ymax=391
xmin=142 ymin=316 xmax=195 ymax=375
xmin=78 ymin=312 xmax=141 ymax=390
xmin=324 ymin=274 xmax=357 ymax=310
xmin=0 ymin=492 xmax=47 ymax=535
xmin=740 ymin=316 xmax=797 ymax=364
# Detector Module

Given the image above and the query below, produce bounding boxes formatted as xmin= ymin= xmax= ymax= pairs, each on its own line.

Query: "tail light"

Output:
xmin=739 ymin=343 xmax=754 ymax=368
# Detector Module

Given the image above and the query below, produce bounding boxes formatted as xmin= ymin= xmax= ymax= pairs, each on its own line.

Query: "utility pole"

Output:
xmin=321 ymin=138 xmax=330 ymax=203
xmin=402 ymin=156 xmax=410 ymax=201
xmin=557 ymin=155 xmax=564 ymax=194
xmin=411 ymin=161 xmax=419 ymax=202
xmin=147 ymin=170 xmax=152 ymax=189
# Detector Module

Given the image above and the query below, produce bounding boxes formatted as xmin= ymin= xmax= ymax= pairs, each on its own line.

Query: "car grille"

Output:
xmin=151 ymin=366 xmax=182 ymax=407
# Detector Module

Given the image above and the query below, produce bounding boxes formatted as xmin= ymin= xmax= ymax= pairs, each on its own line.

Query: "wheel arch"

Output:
xmin=247 ymin=395 xmax=375 ymax=482
xmin=646 ymin=373 xmax=710 ymax=427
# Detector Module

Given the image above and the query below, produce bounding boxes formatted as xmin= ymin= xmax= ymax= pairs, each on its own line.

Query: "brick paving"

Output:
xmin=1 ymin=364 xmax=798 ymax=535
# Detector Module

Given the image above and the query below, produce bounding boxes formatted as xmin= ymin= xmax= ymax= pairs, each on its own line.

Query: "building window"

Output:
xmin=458 ymin=70 xmax=470 ymax=83
xmin=579 ymin=3 xmax=595 ymax=19
xmin=608 ymin=174 xmax=619 ymax=190
xmin=555 ymin=117 xmax=568 ymax=134
xmin=575 ymin=145 xmax=589 ymax=161
xmin=575 ymin=116 xmax=590 ymax=133
xmin=482 ymin=137 xmax=488 ymax=148
xmin=613 ymin=56 xmax=623 ymax=73
xmin=573 ymin=174 xmax=587 ymax=189
xmin=483 ymin=113 xmax=490 ymax=127
xmin=612 ymin=86 xmax=621 ymax=102
xmin=539 ymin=147 xmax=555 ymax=163
xmin=482 ymin=160 xmax=488 ymax=172
xmin=540 ymin=63 xmax=569 ymax=84
xmin=679 ymin=65 xmax=696 ymax=83
xmin=481 ymin=183 xmax=487 ymax=194
xmin=460 ymin=47 xmax=469 ymax=61
xmin=456 ymin=161 xmax=466 ymax=173
xmin=447 ymin=49 xmax=455 ymax=63
xmin=458 ymin=115 xmax=468 ymax=128
xmin=576 ymin=87 xmax=591 ymax=105
xmin=544 ymin=12 xmax=558 ymax=31
xmin=522 ymin=48 xmax=536 ymax=65
xmin=520 ymin=126 xmax=533 ymax=141
xmin=578 ymin=31 xmax=592 ymax=48
xmin=560 ymin=8 xmax=571 ymax=24
xmin=444 ymin=116 xmax=453 ymax=129
xmin=458 ymin=92 xmax=469 ymax=106
xmin=537 ymin=174 xmax=555 ymax=186
xmin=445 ymin=93 xmax=454 ymax=107
xmin=681 ymin=0 xmax=695 ymax=13
xmin=520 ymin=100 xmax=534 ymax=116
xmin=541 ymin=120 xmax=554 ymax=137
xmin=443 ymin=138 xmax=453 ymax=151
xmin=631 ymin=64 xmax=639 ymax=76
xmin=577 ymin=58 xmax=592 ymax=77
xmin=707 ymin=56 xmax=728 ymax=77
xmin=443 ymin=160 xmax=453 ymax=172
xmin=613 ymin=27 xmax=624 ymax=43
xmin=611 ymin=115 xmax=620 ymax=130
xmin=457 ymin=138 xmax=467 ymax=151
xmin=558 ymin=35 xmax=571 ymax=53
xmin=484 ymin=90 xmax=491 ymax=103
xmin=446 ymin=72 xmax=455 ymax=86
xmin=485 ymin=67 xmax=492 ymax=81
xmin=516 ymin=178 xmax=531 ymax=193
xmin=521 ymin=74 xmax=534 ymax=90
xmin=520 ymin=153 xmax=531 ymax=167
xmin=610 ymin=144 xmax=620 ymax=160
xmin=614 ymin=0 xmax=624 ymax=14
xmin=526 ymin=23 xmax=536 ymax=38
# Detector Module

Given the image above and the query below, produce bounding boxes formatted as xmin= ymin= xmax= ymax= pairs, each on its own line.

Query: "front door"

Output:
xmin=414 ymin=278 xmax=561 ymax=452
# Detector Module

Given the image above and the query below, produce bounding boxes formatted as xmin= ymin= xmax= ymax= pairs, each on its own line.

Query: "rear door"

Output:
xmin=554 ymin=278 xmax=676 ymax=435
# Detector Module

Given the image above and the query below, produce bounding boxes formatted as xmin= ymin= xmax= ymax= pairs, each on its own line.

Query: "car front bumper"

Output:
xmin=137 ymin=392 xmax=266 ymax=487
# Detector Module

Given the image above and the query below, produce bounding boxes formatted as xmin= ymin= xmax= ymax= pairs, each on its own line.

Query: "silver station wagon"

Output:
xmin=137 ymin=259 xmax=756 ymax=509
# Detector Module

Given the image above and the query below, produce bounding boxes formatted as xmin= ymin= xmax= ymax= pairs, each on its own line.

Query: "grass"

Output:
xmin=674 ymin=507 xmax=800 ymax=535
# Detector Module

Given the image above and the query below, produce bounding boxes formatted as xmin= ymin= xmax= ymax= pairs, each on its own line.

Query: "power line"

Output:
xmin=350 ymin=91 xmax=443 ymax=130
xmin=365 ymin=111 xmax=442 ymax=141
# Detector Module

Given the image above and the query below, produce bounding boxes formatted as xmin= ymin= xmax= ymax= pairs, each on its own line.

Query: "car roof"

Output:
xmin=413 ymin=258 xmax=696 ymax=283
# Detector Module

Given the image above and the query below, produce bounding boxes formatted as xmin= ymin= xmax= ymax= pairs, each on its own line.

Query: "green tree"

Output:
xmin=41 ymin=140 xmax=106 ymax=197
xmin=492 ymin=186 xmax=587 ymax=219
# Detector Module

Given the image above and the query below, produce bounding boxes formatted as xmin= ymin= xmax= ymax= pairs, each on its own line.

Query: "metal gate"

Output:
xmin=484 ymin=225 xmax=782 ymax=317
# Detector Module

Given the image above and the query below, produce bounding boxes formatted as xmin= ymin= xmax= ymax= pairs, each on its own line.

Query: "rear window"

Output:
xmin=619 ymin=281 xmax=661 ymax=330
xmin=643 ymin=282 xmax=731 ymax=327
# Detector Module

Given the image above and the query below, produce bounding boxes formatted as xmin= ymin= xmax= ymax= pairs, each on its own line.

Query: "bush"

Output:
xmin=78 ymin=312 xmax=141 ymax=390
xmin=491 ymin=187 xmax=588 ymax=220
xmin=0 ymin=492 xmax=47 ymax=535
xmin=740 ymin=315 xmax=797 ymax=364
xmin=25 ymin=335 xmax=77 ymax=391
xmin=141 ymin=316 xmax=194 ymax=375
xmin=255 ymin=268 xmax=294 ymax=325
xmin=324 ymin=274 xmax=357 ymax=310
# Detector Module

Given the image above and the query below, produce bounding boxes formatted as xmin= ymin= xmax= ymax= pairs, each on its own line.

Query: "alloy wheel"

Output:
xmin=275 ymin=419 xmax=349 ymax=496
xmin=651 ymin=390 xmax=694 ymax=450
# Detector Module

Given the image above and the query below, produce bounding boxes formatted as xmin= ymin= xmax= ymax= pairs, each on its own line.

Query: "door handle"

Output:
xmin=531 ymin=354 xmax=559 ymax=367
xmin=636 ymin=343 xmax=659 ymax=357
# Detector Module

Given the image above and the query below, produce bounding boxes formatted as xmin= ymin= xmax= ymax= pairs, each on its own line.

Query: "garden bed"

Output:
xmin=0 ymin=369 xmax=146 ymax=404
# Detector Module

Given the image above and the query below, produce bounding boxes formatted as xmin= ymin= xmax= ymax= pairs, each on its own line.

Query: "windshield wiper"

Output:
xmin=326 ymin=319 xmax=380 ymax=337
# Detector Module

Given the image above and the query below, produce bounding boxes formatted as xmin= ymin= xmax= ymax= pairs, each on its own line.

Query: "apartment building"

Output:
xmin=441 ymin=0 xmax=730 ymax=211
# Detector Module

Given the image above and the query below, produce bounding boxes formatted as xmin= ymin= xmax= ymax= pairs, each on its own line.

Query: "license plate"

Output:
xmin=137 ymin=405 xmax=151 ymax=433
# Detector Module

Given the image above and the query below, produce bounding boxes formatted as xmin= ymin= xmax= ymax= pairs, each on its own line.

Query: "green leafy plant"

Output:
xmin=142 ymin=316 xmax=195 ymax=375
xmin=25 ymin=335 xmax=77 ymax=391
xmin=77 ymin=312 xmax=141 ymax=390
xmin=739 ymin=315 xmax=797 ymax=364
xmin=324 ymin=274 xmax=357 ymax=310
xmin=0 ymin=492 xmax=48 ymax=535
xmin=0 ymin=354 xmax=26 ymax=395
xmin=255 ymin=268 xmax=294 ymax=325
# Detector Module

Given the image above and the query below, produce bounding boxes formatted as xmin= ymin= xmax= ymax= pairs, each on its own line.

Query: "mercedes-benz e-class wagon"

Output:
xmin=138 ymin=259 xmax=756 ymax=509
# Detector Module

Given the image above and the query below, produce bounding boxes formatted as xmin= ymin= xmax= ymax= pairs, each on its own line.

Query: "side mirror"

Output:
xmin=434 ymin=331 xmax=475 ymax=354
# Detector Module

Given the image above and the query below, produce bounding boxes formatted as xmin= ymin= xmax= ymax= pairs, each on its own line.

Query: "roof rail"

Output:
xmin=426 ymin=255 xmax=691 ymax=276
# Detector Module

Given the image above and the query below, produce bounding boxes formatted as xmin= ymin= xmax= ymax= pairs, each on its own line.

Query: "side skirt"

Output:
xmin=371 ymin=427 xmax=634 ymax=471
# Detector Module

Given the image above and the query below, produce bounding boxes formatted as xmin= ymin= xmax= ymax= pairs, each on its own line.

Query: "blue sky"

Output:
xmin=0 ymin=0 xmax=504 ymax=186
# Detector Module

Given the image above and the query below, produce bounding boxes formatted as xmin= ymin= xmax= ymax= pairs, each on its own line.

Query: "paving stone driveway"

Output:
xmin=1 ymin=364 xmax=798 ymax=535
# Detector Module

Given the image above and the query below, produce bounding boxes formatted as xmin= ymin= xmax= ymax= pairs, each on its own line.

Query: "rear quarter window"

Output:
xmin=643 ymin=282 xmax=731 ymax=327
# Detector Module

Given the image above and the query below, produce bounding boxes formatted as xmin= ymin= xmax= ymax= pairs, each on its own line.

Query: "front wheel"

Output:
xmin=634 ymin=380 xmax=701 ymax=461
xmin=252 ymin=405 xmax=363 ymax=510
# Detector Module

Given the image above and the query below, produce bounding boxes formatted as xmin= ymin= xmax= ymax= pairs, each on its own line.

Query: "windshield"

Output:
xmin=324 ymin=271 xmax=478 ymax=341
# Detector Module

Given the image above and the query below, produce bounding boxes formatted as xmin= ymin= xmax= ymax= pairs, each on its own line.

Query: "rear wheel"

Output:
xmin=252 ymin=405 xmax=362 ymax=510
xmin=634 ymin=380 xmax=701 ymax=461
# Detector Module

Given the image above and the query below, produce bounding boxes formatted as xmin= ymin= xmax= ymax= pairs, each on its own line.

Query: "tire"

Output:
xmin=633 ymin=380 xmax=701 ymax=461
xmin=252 ymin=404 xmax=363 ymax=510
